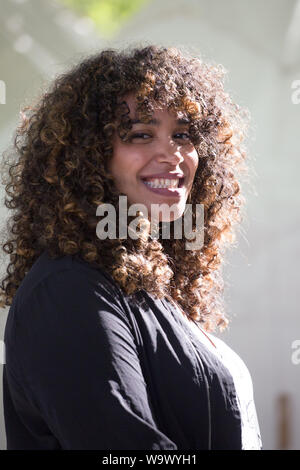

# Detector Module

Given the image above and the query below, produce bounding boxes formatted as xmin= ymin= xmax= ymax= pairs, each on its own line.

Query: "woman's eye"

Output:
xmin=127 ymin=132 xmax=191 ymax=142
xmin=129 ymin=133 xmax=152 ymax=141
xmin=174 ymin=132 xmax=191 ymax=140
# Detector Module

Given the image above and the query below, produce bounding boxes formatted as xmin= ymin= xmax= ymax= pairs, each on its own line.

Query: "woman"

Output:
xmin=0 ymin=45 xmax=262 ymax=450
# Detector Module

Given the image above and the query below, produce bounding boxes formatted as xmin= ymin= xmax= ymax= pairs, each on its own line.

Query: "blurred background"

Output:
xmin=0 ymin=0 xmax=299 ymax=450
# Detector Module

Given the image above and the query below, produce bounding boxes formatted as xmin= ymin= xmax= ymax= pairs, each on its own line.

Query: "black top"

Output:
xmin=3 ymin=251 xmax=244 ymax=450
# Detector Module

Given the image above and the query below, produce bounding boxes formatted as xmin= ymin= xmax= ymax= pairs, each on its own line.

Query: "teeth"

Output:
xmin=143 ymin=178 xmax=180 ymax=188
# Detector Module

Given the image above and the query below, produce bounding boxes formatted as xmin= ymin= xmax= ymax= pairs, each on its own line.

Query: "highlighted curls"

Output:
xmin=0 ymin=45 xmax=249 ymax=332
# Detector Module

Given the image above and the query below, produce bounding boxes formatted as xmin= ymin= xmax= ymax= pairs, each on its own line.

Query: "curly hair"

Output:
xmin=0 ymin=44 xmax=250 ymax=332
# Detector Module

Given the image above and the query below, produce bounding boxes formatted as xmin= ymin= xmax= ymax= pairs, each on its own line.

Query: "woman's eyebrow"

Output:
xmin=131 ymin=118 xmax=190 ymax=125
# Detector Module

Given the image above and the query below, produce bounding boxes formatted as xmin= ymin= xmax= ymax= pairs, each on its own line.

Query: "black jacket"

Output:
xmin=3 ymin=251 xmax=249 ymax=449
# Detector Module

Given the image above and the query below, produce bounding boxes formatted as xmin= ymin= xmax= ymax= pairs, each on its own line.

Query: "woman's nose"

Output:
xmin=153 ymin=139 xmax=184 ymax=164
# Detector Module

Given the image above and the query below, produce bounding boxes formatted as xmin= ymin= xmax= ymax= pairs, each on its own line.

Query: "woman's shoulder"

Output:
xmin=5 ymin=251 xmax=131 ymax=349
xmin=14 ymin=250 xmax=120 ymax=309
xmin=4 ymin=251 xmax=131 ymax=345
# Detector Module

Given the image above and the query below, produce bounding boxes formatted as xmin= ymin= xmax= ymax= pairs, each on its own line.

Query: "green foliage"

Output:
xmin=58 ymin=0 xmax=150 ymax=37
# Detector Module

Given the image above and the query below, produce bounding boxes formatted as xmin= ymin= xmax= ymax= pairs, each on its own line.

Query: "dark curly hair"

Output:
xmin=0 ymin=44 xmax=250 ymax=332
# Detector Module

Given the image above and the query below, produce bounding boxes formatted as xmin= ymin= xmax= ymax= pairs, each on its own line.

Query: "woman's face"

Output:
xmin=108 ymin=94 xmax=199 ymax=222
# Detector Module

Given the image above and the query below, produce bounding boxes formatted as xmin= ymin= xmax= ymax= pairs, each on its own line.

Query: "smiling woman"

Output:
xmin=0 ymin=45 xmax=261 ymax=450
xmin=109 ymin=94 xmax=199 ymax=222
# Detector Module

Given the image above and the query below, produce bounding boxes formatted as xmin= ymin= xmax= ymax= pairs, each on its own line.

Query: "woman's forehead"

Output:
xmin=122 ymin=93 xmax=188 ymax=121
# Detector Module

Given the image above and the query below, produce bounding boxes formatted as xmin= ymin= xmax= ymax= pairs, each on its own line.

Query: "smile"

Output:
xmin=141 ymin=176 xmax=185 ymax=187
xmin=143 ymin=178 xmax=180 ymax=188
xmin=141 ymin=178 xmax=185 ymax=197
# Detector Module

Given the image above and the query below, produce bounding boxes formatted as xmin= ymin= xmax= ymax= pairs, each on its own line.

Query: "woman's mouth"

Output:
xmin=140 ymin=177 xmax=185 ymax=197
